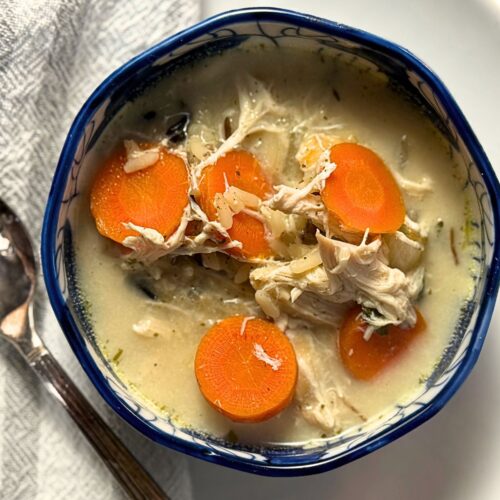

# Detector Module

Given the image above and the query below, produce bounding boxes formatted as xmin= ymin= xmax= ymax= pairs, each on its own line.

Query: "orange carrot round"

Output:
xmin=322 ymin=143 xmax=405 ymax=234
xmin=228 ymin=212 xmax=271 ymax=259
xmin=194 ymin=316 xmax=297 ymax=423
xmin=338 ymin=306 xmax=426 ymax=380
xmin=198 ymin=150 xmax=272 ymax=259
xmin=90 ymin=143 xmax=189 ymax=243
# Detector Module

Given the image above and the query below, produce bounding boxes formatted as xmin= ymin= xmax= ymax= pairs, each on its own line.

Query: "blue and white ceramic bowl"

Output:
xmin=41 ymin=8 xmax=500 ymax=476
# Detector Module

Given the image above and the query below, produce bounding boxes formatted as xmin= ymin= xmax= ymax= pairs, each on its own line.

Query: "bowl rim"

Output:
xmin=41 ymin=7 xmax=500 ymax=476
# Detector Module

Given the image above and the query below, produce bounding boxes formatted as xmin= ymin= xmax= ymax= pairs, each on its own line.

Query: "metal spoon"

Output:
xmin=0 ymin=198 xmax=169 ymax=500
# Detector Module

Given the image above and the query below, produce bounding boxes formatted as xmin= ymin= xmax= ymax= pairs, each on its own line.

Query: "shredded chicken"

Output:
xmin=213 ymin=184 xmax=264 ymax=231
xmin=293 ymin=333 xmax=339 ymax=431
xmin=251 ymin=251 xmax=331 ymax=298
xmin=240 ymin=316 xmax=255 ymax=336
xmin=260 ymin=206 xmax=312 ymax=259
xmin=192 ymin=77 xmax=287 ymax=180
xmin=122 ymin=204 xmax=191 ymax=264
xmin=250 ymin=223 xmax=424 ymax=329
xmin=394 ymin=171 xmax=433 ymax=199
xmin=282 ymin=292 xmax=350 ymax=328
xmin=407 ymin=265 xmax=425 ymax=299
xmin=385 ymin=230 xmax=424 ymax=272
xmin=317 ymin=232 xmax=423 ymax=328
xmin=295 ymin=133 xmax=341 ymax=181
xmin=263 ymin=158 xmax=335 ymax=230
xmin=123 ymin=140 xmax=160 ymax=173
xmin=253 ymin=343 xmax=281 ymax=370
xmin=287 ymin=326 xmax=365 ymax=431
xmin=404 ymin=214 xmax=429 ymax=238
xmin=122 ymin=197 xmax=241 ymax=264
xmin=250 ymin=248 xmax=349 ymax=326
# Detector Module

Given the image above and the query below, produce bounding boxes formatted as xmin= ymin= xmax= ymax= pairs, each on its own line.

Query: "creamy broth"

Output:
xmin=74 ymin=43 xmax=477 ymax=444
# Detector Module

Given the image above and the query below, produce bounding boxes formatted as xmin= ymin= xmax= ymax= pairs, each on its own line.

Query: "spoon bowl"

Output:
xmin=0 ymin=199 xmax=38 ymax=351
xmin=0 ymin=198 xmax=168 ymax=499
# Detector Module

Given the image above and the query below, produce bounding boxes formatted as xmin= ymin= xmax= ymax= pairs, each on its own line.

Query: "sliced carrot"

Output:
xmin=322 ymin=143 xmax=405 ymax=234
xmin=90 ymin=143 xmax=189 ymax=243
xmin=198 ymin=150 xmax=273 ymax=259
xmin=228 ymin=212 xmax=271 ymax=259
xmin=194 ymin=316 xmax=298 ymax=423
xmin=338 ymin=306 xmax=426 ymax=381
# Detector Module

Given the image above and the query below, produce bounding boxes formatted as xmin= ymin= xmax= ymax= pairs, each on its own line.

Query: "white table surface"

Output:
xmin=187 ymin=1 xmax=500 ymax=498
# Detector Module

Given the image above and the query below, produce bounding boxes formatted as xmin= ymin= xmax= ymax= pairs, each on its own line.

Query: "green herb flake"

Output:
xmin=225 ymin=430 xmax=239 ymax=444
xmin=450 ymin=227 xmax=459 ymax=265
xmin=376 ymin=326 xmax=389 ymax=336
xmin=361 ymin=307 xmax=385 ymax=323
xmin=112 ymin=348 xmax=123 ymax=362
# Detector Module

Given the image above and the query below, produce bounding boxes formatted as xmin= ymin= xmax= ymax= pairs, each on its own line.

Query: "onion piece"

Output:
xmin=255 ymin=289 xmax=280 ymax=319
xmin=123 ymin=140 xmax=160 ymax=173
xmin=289 ymin=248 xmax=322 ymax=274
xmin=213 ymin=193 xmax=233 ymax=229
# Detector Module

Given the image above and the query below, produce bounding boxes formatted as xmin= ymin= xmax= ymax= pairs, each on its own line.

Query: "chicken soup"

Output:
xmin=73 ymin=43 xmax=478 ymax=444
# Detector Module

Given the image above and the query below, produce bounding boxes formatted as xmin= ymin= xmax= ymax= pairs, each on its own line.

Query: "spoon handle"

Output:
xmin=28 ymin=345 xmax=169 ymax=500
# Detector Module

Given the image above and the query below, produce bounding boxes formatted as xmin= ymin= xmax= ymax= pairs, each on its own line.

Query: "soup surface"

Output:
xmin=74 ymin=43 xmax=477 ymax=445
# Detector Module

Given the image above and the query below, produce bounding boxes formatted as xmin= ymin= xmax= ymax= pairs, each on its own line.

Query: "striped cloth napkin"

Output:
xmin=0 ymin=1 xmax=200 ymax=498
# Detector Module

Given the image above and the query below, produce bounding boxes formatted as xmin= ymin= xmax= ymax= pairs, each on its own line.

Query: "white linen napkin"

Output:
xmin=0 ymin=1 xmax=200 ymax=498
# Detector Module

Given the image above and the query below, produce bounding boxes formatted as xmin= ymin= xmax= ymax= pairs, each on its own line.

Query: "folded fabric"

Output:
xmin=0 ymin=1 xmax=200 ymax=498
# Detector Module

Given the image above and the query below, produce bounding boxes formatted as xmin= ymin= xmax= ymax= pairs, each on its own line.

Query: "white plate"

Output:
xmin=189 ymin=1 xmax=500 ymax=499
